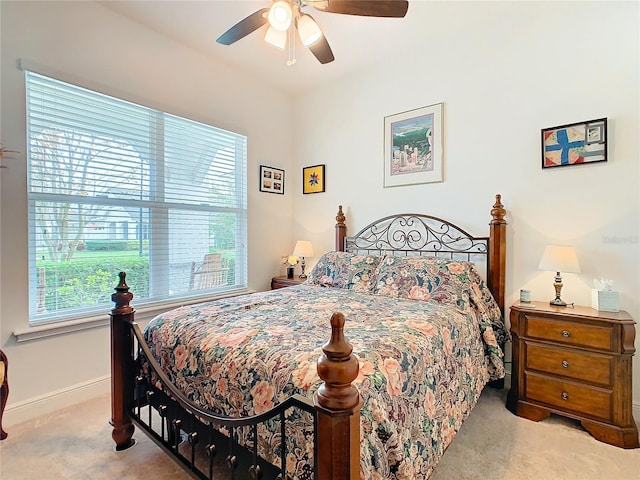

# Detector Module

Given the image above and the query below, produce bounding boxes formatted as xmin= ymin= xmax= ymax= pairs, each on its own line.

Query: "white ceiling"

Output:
xmin=99 ymin=0 xmax=450 ymax=95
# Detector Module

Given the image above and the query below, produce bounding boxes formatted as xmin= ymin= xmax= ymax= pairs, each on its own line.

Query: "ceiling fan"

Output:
xmin=216 ymin=1 xmax=409 ymax=65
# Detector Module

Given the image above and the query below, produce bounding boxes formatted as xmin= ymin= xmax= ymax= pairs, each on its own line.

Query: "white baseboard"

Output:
xmin=3 ymin=375 xmax=110 ymax=428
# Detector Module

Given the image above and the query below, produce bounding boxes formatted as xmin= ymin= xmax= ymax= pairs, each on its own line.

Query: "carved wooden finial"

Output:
xmin=490 ymin=194 xmax=506 ymax=225
xmin=336 ymin=205 xmax=345 ymax=225
xmin=111 ymin=271 xmax=134 ymax=315
xmin=316 ymin=312 xmax=360 ymax=411
xmin=324 ymin=312 xmax=352 ymax=358
xmin=335 ymin=205 xmax=347 ymax=252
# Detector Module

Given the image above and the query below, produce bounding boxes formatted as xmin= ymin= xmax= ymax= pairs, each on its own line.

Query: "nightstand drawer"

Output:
xmin=526 ymin=343 xmax=613 ymax=386
xmin=525 ymin=315 xmax=612 ymax=351
xmin=525 ymin=372 xmax=612 ymax=421
xmin=271 ymin=276 xmax=305 ymax=290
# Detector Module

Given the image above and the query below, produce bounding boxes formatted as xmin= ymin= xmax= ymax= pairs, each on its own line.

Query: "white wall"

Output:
xmin=0 ymin=1 xmax=294 ymax=423
xmin=291 ymin=1 xmax=640 ymax=407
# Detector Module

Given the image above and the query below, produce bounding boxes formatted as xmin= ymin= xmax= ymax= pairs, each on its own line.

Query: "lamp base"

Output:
xmin=298 ymin=258 xmax=307 ymax=279
xmin=550 ymin=297 xmax=567 ymax=307
xmin=550 ymin=272 xmax=567 ymax=307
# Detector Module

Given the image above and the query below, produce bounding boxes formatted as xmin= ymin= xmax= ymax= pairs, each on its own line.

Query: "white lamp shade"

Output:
xmin=297 ymin=15 xmax=322 ymax=46
xmin=292 ymin=240 xmax=314 ymax=258
xmin=265 ymin=26 xmax=287 ymax=49
xmin=268 ymin=1 xmax=293 ymax=31
xmin=538 ymin=245 xmax=581 ymax=273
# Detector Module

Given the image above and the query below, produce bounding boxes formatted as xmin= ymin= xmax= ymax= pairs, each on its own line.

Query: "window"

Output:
xmin=26 ymin=71 xmax=247 ymax=325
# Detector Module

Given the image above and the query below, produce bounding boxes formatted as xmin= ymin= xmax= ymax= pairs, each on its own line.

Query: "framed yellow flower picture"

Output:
xmin=302 ymin=164 xmax=325 ymax=194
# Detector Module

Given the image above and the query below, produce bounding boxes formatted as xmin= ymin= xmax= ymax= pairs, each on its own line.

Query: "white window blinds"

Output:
xmin=26 ymin=70 xmax=247 ymax=324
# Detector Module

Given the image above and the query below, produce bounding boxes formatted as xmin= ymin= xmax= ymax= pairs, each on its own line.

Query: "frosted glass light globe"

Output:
xmin=268 ymin=1 xmax=293 ymax=31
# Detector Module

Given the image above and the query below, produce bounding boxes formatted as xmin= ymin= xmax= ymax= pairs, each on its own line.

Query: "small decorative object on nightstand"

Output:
xmin=280 ymin=255 xmax=299 ymax=279
xmin=507 ymin=301 xmax=639 ymax=448
xmin=271 ymin=276 xmax=305 ymax=290
xmin=591 ymin=278 xmax=619 ymax=312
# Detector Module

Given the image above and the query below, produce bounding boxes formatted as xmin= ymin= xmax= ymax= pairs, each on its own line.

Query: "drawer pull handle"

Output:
xmin=561 ymin=330 xmax=570 ymax=338
xmin=561 ymin=392 xmax=569 ymax=401
xmin=561 ymin=360 xmax=569 ymax=368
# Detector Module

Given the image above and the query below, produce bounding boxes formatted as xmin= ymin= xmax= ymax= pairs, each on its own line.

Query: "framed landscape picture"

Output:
xmin=541 ymin=118 xmax=607 ymax=169
xmin=302 ymin=164 xmax=325 ymax=194
xmin=384 ymin=103 xmax=444 ymax=187
xmin=259 ymin=165 xmax=285 ymax=194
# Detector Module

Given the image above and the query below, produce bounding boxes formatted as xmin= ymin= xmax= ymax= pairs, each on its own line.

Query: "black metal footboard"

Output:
xmin=129 ymin=320 xmax=317 ymax=480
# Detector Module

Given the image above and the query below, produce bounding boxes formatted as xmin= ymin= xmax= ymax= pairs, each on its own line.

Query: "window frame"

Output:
xmin=24 ymin=67 xmax=249 ymax=327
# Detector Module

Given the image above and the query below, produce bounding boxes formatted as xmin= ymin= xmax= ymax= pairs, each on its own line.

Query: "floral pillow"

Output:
xmin=306 ymin=251 xmax=383 ymax=293
xmin=372 ymin=255 xmax=474 ymax=309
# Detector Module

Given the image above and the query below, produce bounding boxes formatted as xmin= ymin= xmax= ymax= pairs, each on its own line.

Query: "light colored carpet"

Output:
xmin=1 ymin=386 xmax=639 ymax=479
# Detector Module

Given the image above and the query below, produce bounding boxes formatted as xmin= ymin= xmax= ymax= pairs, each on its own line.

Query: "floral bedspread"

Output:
xmin=143 ymin=283 xmax=507 ymax=479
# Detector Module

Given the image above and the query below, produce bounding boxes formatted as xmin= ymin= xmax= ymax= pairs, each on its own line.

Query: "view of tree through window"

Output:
xmin=26 ymin=71 xmax=247 ymax=324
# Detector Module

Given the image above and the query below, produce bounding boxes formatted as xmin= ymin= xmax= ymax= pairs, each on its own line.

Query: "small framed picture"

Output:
xmin=541 ymin=118 xmax=607 ymax=169
xmin=302 ymin=164 xmax=325 ymax=194
xmin=259 ymin=165 xmax=285 ymax=194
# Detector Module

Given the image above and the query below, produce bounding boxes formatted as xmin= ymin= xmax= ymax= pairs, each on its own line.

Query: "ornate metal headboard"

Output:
xmin=334 ymin=195 xmax=507 ymax=314
xmin=344 ymin=214 xmax=489 ymax=260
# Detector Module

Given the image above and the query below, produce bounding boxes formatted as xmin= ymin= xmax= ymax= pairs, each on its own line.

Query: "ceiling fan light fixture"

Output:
xmin=217 ymin=0 xmax=409 ymax=65
xmin=268 ymin=1 xmax=293 ymax=31
xmin=264 ymin=25 xmax=287 ymax=50
xmin=297 ymin=14 xmax=323 ymax=46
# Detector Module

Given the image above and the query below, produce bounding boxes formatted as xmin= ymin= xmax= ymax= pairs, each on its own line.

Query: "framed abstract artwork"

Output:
xmin=259 ymin=165 xmax=285 ymax=194
xmin=302 ymin=164 xmax=325 ymax=194
xmin=384 ymin=103 xmax=444 ymax=187
xmin=541 ymin=118 xmax=607 ymax=169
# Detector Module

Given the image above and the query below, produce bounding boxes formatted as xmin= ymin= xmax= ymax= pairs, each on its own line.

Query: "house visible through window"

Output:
xmin=25 ymin=71 xmax=248 ymax=324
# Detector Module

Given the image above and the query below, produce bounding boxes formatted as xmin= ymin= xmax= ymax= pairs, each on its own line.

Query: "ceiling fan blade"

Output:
xmin=216 ymin=8 xmax=269 ymax=45
xmin=311 ymin=0 xmax=409 ymax=17
xmin=308 ymin=33 xmax=335 ymax=64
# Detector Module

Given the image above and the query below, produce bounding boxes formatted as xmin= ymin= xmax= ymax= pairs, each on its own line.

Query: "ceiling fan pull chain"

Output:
xmin=286 ymin=24 xmax=297 ymax=66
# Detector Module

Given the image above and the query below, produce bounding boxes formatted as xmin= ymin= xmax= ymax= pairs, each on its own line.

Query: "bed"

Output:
xmin=109 ymin=194 xmax=508 ymax=480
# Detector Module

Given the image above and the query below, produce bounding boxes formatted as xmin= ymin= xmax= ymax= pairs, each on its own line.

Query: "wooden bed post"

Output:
xmin=315 ymin=312 xmax=362 ymax=480
xmin=488 ymin=194 xmax=507 ymax=316
xmin=110 ymin=272 xmax=136 ymax=451
xmin=335 ymin=205 xmax=346 ymax=252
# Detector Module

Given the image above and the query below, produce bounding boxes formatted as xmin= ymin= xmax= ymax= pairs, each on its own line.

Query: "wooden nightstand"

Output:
xmin=507 ymin=301 xmax=639 ymax=448
xmin=271 ymin=276 xmax=305 ymax=290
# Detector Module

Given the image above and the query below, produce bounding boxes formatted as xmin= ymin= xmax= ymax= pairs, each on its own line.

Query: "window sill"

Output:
xmin=13 ymin=288 xmax=254 ymax=343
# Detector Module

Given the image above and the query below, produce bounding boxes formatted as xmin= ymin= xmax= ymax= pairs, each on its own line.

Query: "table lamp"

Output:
xmin=538 ymin=245 xmax=581 ymax=306
xmin=292 ymin=240 xmax=314 ymax=279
